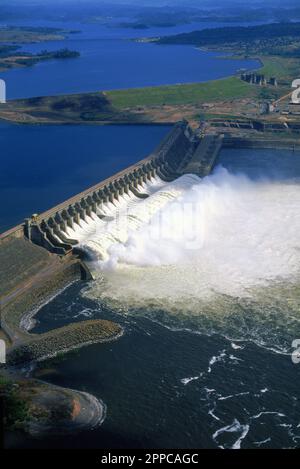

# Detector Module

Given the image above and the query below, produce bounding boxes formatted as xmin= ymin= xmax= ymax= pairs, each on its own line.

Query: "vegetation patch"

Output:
xmin=0 ymin=374 xmax=30 ymax=431
xmin=107 ymin=77 xmax=256 ymax=108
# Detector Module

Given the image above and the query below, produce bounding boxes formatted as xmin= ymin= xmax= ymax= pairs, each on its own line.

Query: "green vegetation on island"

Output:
xmin=0 ymin=47 xmax=80 ymax=71
xmin=0 ymin=26 xmax=80 ymax=72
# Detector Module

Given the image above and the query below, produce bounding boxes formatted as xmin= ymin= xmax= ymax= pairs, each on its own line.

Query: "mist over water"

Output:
xmin=98 ymin=167 xmax=300 ymax=288
xmin=27 ymin=148 xmax=300 ymax=450
xmin=81 ymin=158 xmax=300 ymax=354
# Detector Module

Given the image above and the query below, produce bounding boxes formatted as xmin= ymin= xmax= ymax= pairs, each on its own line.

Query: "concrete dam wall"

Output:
xmin=0 ymin=122 xmax=224 ymax=355
xmin=15 ymin=122 xmax=223 ymax=257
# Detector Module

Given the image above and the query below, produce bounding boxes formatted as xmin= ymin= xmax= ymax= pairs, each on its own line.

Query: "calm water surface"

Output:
xmin=0 ymin=19 xmax=260 ymax=99
xmin=0 ymin=123 xmax=170 ymax=232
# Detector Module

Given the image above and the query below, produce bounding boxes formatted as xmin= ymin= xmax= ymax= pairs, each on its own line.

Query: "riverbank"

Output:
xmin=8 ymin=320 xmax=123 ymax=366
xmin=0 ymin=236 xmax=122 ymax=363
xmin=0 ymin=54 xmax=295 ymax=130
xmin=0 ymin=237 xmax=122 ymax=438
xmin=0 ymin=76 xmax=256 ymax=125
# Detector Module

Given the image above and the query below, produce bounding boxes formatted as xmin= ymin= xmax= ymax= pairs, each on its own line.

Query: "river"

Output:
xmin=7 ymin=146 xmax=300 ymax=449
xmin=1 ymin=16 xmax=299 ymax=450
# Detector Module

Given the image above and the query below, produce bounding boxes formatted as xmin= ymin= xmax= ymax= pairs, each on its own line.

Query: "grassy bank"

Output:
xmin=258 ymin=56 xmax=299 ymax=81
xmin=107 ymin=77 xmax=256 ymax=108
xmin=1 ymin=258 xmax=82 ymax=339
xmin=0 ymin=56 xmax=296 ymax=125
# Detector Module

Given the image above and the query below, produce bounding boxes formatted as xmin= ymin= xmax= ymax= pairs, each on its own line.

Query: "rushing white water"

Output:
xmin=79 ymin=164 xmax=300 ymax=353
xmin=83 ymin=166 xmax=300 ymax=292
xmin=67 ymin=174 xmax=200 ymax=261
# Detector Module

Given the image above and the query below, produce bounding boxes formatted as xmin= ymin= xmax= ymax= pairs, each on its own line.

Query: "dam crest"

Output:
xmin=16 ymin=122 xmax=224 ymax=258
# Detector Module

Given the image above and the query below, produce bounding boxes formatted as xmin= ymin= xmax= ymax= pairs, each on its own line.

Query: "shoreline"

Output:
xmin=1 ymin=269 xmax=124 ymax=440
xmin=1 ymin=369 xmax=108 ymax=440
xmin=18 ymin=328 xmax=125 ymax=368
xmin=19 ymin=280 xmax=78 ymax=332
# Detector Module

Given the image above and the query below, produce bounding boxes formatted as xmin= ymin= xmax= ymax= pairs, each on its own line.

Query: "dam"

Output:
xmin=1 ymin=122 xmax=223 ymax=258
xmin=1 ymin=120 xmax=300 ymax=449
xmin=0 ymin=121 xmax=223 ymax=353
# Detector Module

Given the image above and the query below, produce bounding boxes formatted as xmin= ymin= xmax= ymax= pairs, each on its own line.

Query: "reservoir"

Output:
xmin=0 ymin=20 xmax=260 ymax=99
xmin=0 ymin=123 xmax=170 ymax=232
xmin=0 ymin=16 xmax=299 ymax=451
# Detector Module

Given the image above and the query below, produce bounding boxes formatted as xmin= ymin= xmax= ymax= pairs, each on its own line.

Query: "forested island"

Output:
xmin=0 ymin=26 xmax=80 ymax=72
xmin=0 ymin=47 xmax=80 ymax=71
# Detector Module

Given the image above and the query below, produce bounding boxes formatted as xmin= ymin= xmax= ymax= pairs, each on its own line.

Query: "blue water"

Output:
xmin=0 ymin=19 xmax=260 ymax=99
xmin=0 ymin=122 xmax=170 ymax=232
xmin=1 ymin=14 xmax=299 ymax=451
xmin=9 ymin=148 xmax=300 ymax=450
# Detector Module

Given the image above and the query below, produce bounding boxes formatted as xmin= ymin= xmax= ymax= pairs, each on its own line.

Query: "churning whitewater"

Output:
xmin=74 ymin=165 xmax=300 ymax=296
xmin=77 ymin=163 xmax=300 ymax=354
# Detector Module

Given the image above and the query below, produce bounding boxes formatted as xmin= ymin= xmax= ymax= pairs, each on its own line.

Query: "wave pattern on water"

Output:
xmin=79 ymin=165 xmax=300 ymax=354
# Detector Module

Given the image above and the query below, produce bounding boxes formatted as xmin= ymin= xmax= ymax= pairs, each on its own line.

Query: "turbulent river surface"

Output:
xmin=9 ymin=147 xmax=300 ymax=449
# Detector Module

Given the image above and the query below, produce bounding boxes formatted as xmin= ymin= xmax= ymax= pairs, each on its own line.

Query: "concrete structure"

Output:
xmin=241 ymin=73 xmax=277 ymax=87
xmin=0 ymin=79 xmax=6 ymax=104
xmin=0 ymin=121 xmax=224 ymax=351
xmin=209 ymin=118 xmax=300 ymax=134
xmin=1 ymin=122 xmax=223 ymax=256
xmin=222 ymin=135 xmax=300 ymax=150
xmin=1 ymin=120 xmax=298 ymax=353
xmin=180 ymin=134 xmax=223 ymax=176
xmin=241 ymin=73 xmax=267 ymax=86
xmin=269 ymin=77 xmax=278 ymax=87
xmin=260 ymin=102 xmax=275 ymax=115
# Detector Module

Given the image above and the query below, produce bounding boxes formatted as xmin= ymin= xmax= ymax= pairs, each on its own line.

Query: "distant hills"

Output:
xmin=157 ymin=22 xmax=300 ymax=47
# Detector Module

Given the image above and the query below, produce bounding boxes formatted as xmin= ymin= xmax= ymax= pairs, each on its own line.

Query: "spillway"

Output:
xmin=62 ymin=174 xmax=201 ymax=261
xmin=16 ymin=123 xmax=224 ymax=257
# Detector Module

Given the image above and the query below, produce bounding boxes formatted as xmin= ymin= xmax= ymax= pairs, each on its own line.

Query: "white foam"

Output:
xmin=253 ymin=437 xmax=271 ymax=447
xmin=218 ymin=392 xmax=249 ymax=401
xmin=231 ymin=343 xmax=244 ymax=350
xmin=212 ymin=418 xmax=250 ymax=449
xmin=181 ymin=376 xmax=200 ymax=385
xmin=208 ymin=350 xmax=226 ymax=373
xmin=85 ymin=166 xmax=300 ymax=297
xmin=82 ymin=165 xmax=300 ymax=352
xmin=79 ymin=173 xmax=200 ymax=262
xmin=251 ymin=411 xmax=285 ymax=420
